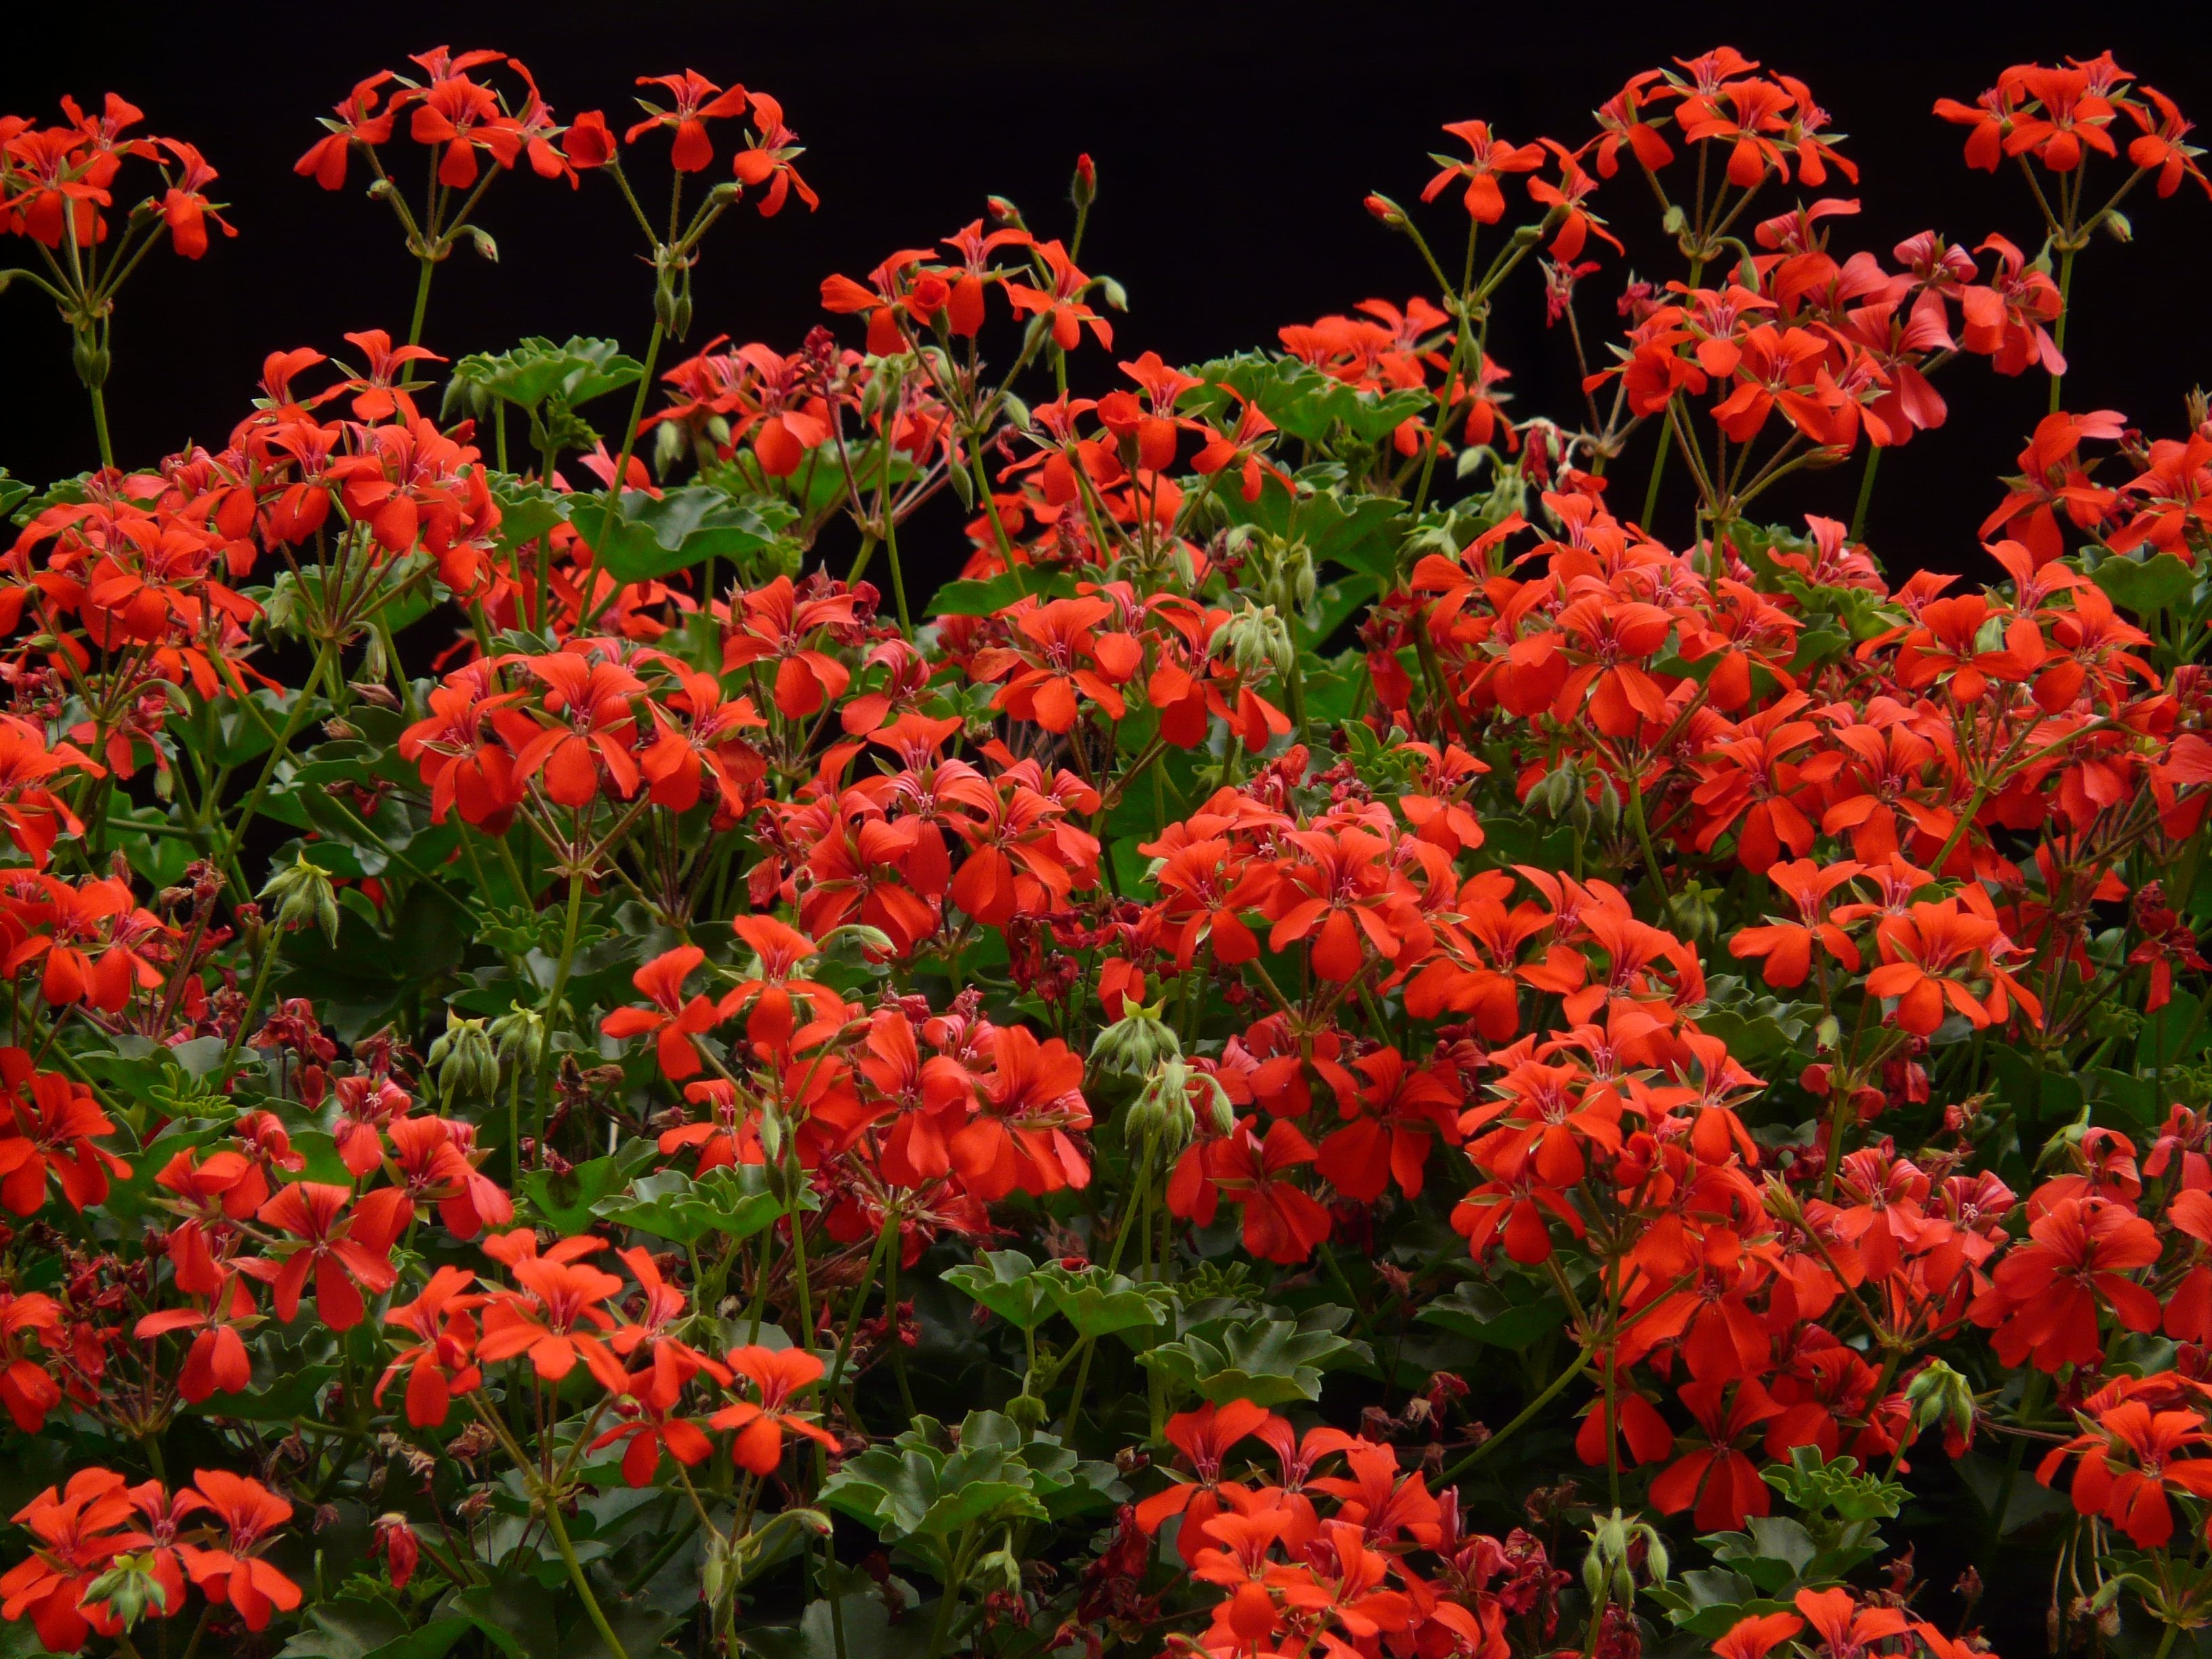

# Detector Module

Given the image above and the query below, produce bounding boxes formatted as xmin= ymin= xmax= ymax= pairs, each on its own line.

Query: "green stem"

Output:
xmin=541 ymin=1496 xmax=631 ymax=1659
xmin=533 ymin=865 xmax=588 ymax=1153
xmin=924 ymin=1525 xmax=977 ymax=1659
xmin=1986 ymin=1368 xmax=2047 ymax=1547
xmin=827 ymin=1206 xmax=895 ymax=1401
xmin=2048 ymin=243 xmax=2076 ymax=415
xmin=87 ymin=377 xmax=115 ymax=471
xmin=216 ymin=930 xmax=281 ymax=1088
xmin=406 ymin=255 xmax=436 ymax=352
xmin=1637 ymin=417 xmax=1663 ymax=535
xmin=1848 ymin=444 xmax=1881 ymax=542
xmin=884 ymin=1222 xmax=917 ymax=1420
xmin=1437 ymin=1342 xmax=1595 ymax=1486
xmin=220 ymin=636 xmax=338 ymax=892
xmin=581 ymin=319 xmax=668 ymax=632
xmin=882 ymin=479 xmax=912 ymax=635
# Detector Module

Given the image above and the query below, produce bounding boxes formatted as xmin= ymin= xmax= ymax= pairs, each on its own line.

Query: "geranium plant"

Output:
xmin=0 ymin=39 xmax=2210 ymax=1659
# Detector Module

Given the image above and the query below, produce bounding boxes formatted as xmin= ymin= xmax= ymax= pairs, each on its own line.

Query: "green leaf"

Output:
xmin=1219 ymin=474 xmax=1407 ymax=580
xmin=447 ymin=337 xmax=645 ymax=416
xmin=1984 ymin=1044 xmax=2085 ymax=1135
xmin=490 ymin=478 xmax=573 ymax=550
xmin=1416 ymin=1279 xmax=1569 ymax=1351
xmin=1190 ymin=354 xmax=1433 ymax=447
xmin=928 ymin=570 xmax=1079 ymax=617
xmin=449 ymin=1574 xmax=676 ymax=1659
xmin=568 ymin=487 xmax=797 ymax=584
xmin=1036 ymin=1264 xmax=1169 ymax=1340
xmin=2140 ymin=991 xmax=2212 ymax=1070
xmin=942 ymin=1250 xmax=1056 ymax=1330
xmin=1691 ymin=976 xmax=1818 ymax=1070
xmin=816 ymin=1413 xmax=1071 ymax=1568
xmin=1139 ymin=1307 xmax=1368 ymax=1405
xmin=1648 ymin=1574 xmax=1795 ymax=1637
xmin=595 ymin=1165 xmax=792 ymax=1246
xmin=1954 ymin=1449 xmax=2072 ymax=1533
xmin=744 ymin=1586 xmax=937 ymax=1659
xmin=279 ymin=1597 xmax=468 ymax=1659
xmin=522 ymin=1155 xmax=630 ymax=1236
xmin=188 ymin=1361 xmax=337 ymax=1422
xmin=2093 ymin=550 xmax=2197 ymax=617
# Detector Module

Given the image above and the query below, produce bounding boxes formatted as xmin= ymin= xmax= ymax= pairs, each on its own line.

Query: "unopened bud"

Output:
xmin=260 ymin=853 xmax=340 ymax=945
xmin=1210 ymin=602 xmax=1295 ymax=683
xmin=1071 ymin=153 xmax=1097 ymax=211
xmin=82 ymin=1554 xmax=169 ymax=1629
xmin=428 ymin=1010 xmax=499 ymax=1103
xmin=1124 ymin=1054 xmax=1225 ymax=1159
xmin=1904 ymin=1359 xmax=1975 ymax=1448
xmin=1091 ymin=999 xmax=1181 ymax=1080
xmin=1365 ymin=193 xmax=1409 ymax=228
xmin=71 ymin=333 xmax=111 ymax=392
xmin=489 ymin=1004 xmax=546 ymax=1069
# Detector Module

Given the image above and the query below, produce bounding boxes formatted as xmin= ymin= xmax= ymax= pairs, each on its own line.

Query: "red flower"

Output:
xmin=2037 ymin=1389 xmax=2212 ymax=1549
xmin=1650 ymin=1378 xmax=1786 ymax=1530
xmin=708 ymin=1345 xmax=839 ymax=1475
xmin=0 ymin=1469 xmax=136 ymax=1653
xmin=730 ymin=92 xmax=817 ymax=216
xmin=172 ymin=1471 xmax=299 ymax=1633
xmin=376 ymin=1265 xmax=485 ymax=1429
xmin=951 ymin=1025 xmax=1093 ymax=1202
xmin=476 ymin=1231 xmax=630 ymax=1389
xmin=1204 ymin=1118 xmax=1333 ymax=1264
xmin=0 ymin=1050 xmax=127 ymax=1215
xmin=1134 ymin=1398 xmax=1281 ymax=1567
xmin=626 ymin=71 xmax=749 ymax=173
xmin=1420 ymin=121 xmax=1544 ymax=223
xmin=602 ymin=945 xmax=722 ymax=1080
xmin=1973 ymin=1195 xmax=2162 ymax=1371
xmin=1005 ymin=241 xmax=1113 ymax=352
xmin=245 ymin=1181 xmax=402 ymax=1331
xmin=563 ymin=109 xmax=617 ymax=169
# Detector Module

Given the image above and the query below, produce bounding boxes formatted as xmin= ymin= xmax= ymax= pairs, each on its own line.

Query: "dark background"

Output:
xmin=5 ymin=1 xmax=2212 ymax=596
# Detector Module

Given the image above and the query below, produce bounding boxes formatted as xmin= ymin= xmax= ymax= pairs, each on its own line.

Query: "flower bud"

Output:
xmin=1904 ymin=1358 xmax=1975 ymax=1448
xmin=1071 ymin=152 xmax=1097 ymax=211
xmin=1092 ymin=999 xmax=1181 ymax=1080
xmin=1126 ymin=1057 xmax=1194 ymax=1151
xmin=654 ymin=417 xmax=688 ymax=474
xmin=260 ymin=853 xmax=340 ymax=945
xmin=489 ymin=1004 xmax=546 ymax=1070
xmin=1365 ymin=193 xmax=1408 ymax=228
xmin=1210 ymin=602 xmax=1295 ymax=684
xmin=371 ymin=1515 xmax=420 ymax=1592
xmin=83 ymin=1554 xmax=170 ymax=1629
xmin=71 ymin=333 xmax=112 ymax=392
xmin=701 ymin=1531 xmax=739 ymax=1615
xmin=563 ymin=110 xmax=616 ymax=169
xmin=428 ymin=1010 xmax=499 ymax=1104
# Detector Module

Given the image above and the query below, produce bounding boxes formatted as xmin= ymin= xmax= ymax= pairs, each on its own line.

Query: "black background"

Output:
xmin=5 ymin=1 xmax=2212 ymax=600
